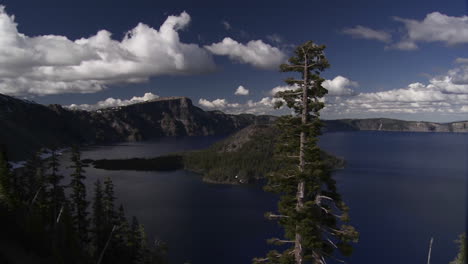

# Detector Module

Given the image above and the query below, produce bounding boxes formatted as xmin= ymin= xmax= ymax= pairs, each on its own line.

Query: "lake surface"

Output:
xmin=59 ymin=132 xmax=466 ymax=264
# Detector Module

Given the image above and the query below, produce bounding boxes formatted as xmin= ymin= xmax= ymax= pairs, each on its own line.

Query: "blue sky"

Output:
xmin=1 ymin=0 xmax=468 ymax=122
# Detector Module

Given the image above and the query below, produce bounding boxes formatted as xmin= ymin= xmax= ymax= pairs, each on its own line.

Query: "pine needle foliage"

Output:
xmin=450 ymin=233 xmax=466 ymax=264
xmin=254 ymin=41 xmax=358 ymax=264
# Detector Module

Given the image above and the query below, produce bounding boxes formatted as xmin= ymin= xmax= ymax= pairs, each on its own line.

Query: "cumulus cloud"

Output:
xmin=205 ymin=38 xmax=286 ymax=70
xmin=67 ymin=92 xmax=159 ymax=111
xmin=269 ymin=76 xmax=358 ymax=96
xmin=264 ymin=72 xmax=468 ymax=118
xmin=198 ymin=98 xmax=240 ymax=109
xmin=323 ymin=70 xmax=468 ymax=116
xmin=0 ymin=6 xmax=215 ymax=96
xmin=322 ymin=76 xmax=358 ymax=96
xmin=234 ymin=85 xmax=249 ymax=95
xmin=197 ymin=96 xmax=284 ymax=115
xmin=342 ymin=25 xmax=392 ymax=43
xmin=198 ymin=75 xmax=359 ymax=115
xmin=198 ymin=68 xmax=468 ymax=117
xmin=392 ymin=12 xmax=468 ymax=50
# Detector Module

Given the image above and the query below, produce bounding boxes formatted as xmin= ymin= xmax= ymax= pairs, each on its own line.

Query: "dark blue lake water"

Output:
xmin=60 ymin=132 xmax=466 ymax=264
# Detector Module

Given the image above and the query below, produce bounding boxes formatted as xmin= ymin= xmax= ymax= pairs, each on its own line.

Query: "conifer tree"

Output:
xmin=24 ymin=150 xmax=46 ymax=205
xmin=27 ymin=152 xmax=49 ymax=217
xmin=450 ymin=233 xmax=466 ymax=264
xmin=254 ymin=41 xmax=358 ymax=264
xmin=115 ymin=204 xmax=130 ymax=245
xmin=93 ymin=179 xmax=106 ymax=255
xmin=47 ymin=148 xmax=66 ymax=225
xmin=69 ymin=146 xmax=90 ymax=245
xmin=103 ymin=176 xmax=116 ymax=226
xmin=0 ymin=149 xmax=14 ymax=208
xmin=130 ymin=216 xmax=144 ymax=263
xmin=113 ymin=203 xmax=132 ymax=262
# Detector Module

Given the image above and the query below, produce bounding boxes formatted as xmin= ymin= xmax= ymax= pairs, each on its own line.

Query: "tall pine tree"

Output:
xmin=24 ymin=150 xmax=46 ymax=205
xmin=0 ymin=148 xmax=14 ymax=208
xmin=47 ymin=148 xmax=66 ymax=226
xmin=69 ymin=146 xmax=90 ymax=246
xmin=93 ymin=179 xmax=106 ymax=256
xmin=103 ymin=176 xmax=116 ymax=227
xmin=254 ymin=41 xmax=358 ymax=264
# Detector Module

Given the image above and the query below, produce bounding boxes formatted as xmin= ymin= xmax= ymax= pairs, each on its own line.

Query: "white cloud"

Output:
xmin=269 ymin=85 xmax=298 ymax=96
xmin=392 ymin=12 xmax=468 ymax=50
xmin=455 ymin=58 xmax=468 ymax=64
xmin=269 ymin=76 xmax=358 ymax=96
xmin=323 ymin=71 xmax=468 ymax=116
xmin=460 ymin=105 xmax=468 ymax=112
xmin=199 ymin=69 xmax=468 ymax=117
xmin=198 ymin=98 xmax=239 ymax=109
xmin=266 ymin=34 xmax=283 ymax=44
xmin=222 ymin=21 xmax=231 ymax=30
xmin=322 ymin=76 xmax=358 ymax=96
xmin=234 ymin=85 xmax=249 ymax=95
xmin=197 ymin=97 xmax=284 ymax=115
xmin=263 ymin=72 xmax=468 ymax=117
xmin=387 ymin=40 xmax=418 ymax=51
xmin=67 ymin=92 xmax=159 ymax=111
xmin=342 ymin=25 xmax=392 ymax=43
xmin=205 ymin=38 xmax=286 ymax=70
xmin=0 ymin=6 xmax=215 ymax=96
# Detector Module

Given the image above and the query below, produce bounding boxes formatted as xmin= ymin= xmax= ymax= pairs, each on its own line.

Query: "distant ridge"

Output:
xmin=0 ymin=94 xmax=274 ymax=160
xmin=323 ymin=118 xmax=468 ymax=133
xmin=0 ymin=93 xmax=466 ymax=160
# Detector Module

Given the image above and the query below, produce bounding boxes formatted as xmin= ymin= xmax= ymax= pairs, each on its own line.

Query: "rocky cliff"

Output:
xmin=0 ymin=94 xmax=275 ymax=160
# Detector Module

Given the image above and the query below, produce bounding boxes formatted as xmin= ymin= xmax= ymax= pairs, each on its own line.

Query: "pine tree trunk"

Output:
xmin=294 ymin=53 xmax=308 ymax=264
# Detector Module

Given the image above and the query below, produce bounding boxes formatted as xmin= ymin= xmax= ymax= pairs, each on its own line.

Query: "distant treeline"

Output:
xmin=89 ymin=155 xmax=184 ymax=171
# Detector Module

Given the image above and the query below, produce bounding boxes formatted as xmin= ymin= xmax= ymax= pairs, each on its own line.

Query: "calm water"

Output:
xmin=59 ymin=132 xmax=466 ymax=264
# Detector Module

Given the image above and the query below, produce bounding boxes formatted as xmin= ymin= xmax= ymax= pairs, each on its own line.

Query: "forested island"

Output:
xmin=87 ymin=124 xmax=345 ymax=184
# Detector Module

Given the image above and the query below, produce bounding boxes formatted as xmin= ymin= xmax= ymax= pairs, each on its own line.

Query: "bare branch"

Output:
xmin=268 ymin=238 xmax=295 ymax=244
xmin=267 ymin=213 xmax=290 ymax=219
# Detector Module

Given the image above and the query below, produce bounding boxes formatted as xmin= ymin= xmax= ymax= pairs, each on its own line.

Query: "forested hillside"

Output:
xmin=183 ymin=124 xmax=345 ymax=184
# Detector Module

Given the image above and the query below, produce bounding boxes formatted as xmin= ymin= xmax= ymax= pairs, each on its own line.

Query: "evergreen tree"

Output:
xmin=115 ymin=204 xmax=130 ymax=247
xmin=136 ymin=224 xmax=151 ymax=264
xmin=103 ymin=176 xmax=116 ymax=226
xmin=69 ymin=146 xmax=90 ymax=246
xmin=0 ymin=149 xmax=14 ymax=208
xmin=254 ymin=41 xmax=358 ymax=264
xmin=113 ymin=203 xmax=132 ymax=262
xmin=47 ymin=147 xmax=66 ymax=226
xmin=24 ymin=150 xmax=46 ymax=205
xmin=93 ymin=179 xmax=106 ymax=255
xmin=450 ymin=233 xmax=466 ymax=264
xmin=130 ymin=216 xmax=143 ymax=263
